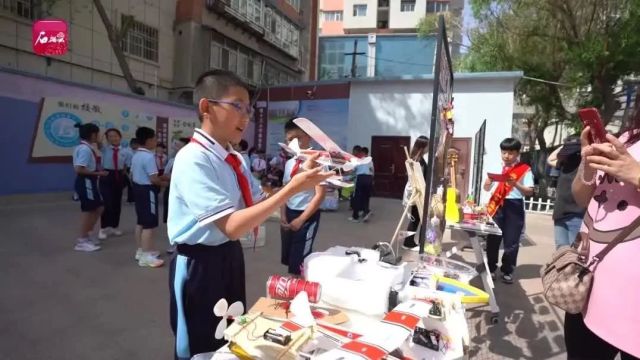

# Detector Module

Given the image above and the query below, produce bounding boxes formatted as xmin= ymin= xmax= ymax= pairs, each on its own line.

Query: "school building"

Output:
xmin=254 ymin=71 xmax=522 ymax=201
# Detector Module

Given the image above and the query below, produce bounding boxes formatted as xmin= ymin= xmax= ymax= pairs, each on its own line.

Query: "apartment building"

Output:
xmin=0 ymin=0 xmax=176 ymax=100
xmin=172 ymin=0 xmax=318 ymax=104
xmin=317 ymin=0 xmax=462 ymax=80
xmin=319 ymin=0 xmax=463 ymax=35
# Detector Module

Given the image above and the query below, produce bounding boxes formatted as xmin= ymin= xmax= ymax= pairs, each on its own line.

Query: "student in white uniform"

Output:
xmin=131 ymin=127 xmax=169 ymax=267
xmin=168 ymin=70 xmax=332 ymax=359
xmin=98 ymin=128 xmax=129 ymax=239
xmin=72 ymin=123 xmax=107 ymax=252
xmin=280 ymin=119 xmax=327 ymax=275
xmin=124 ymin=138 xmax=140 ymax=204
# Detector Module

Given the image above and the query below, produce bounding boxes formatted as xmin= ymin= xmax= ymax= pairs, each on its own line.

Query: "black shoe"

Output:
xmin=501 ymin=273 xmax=514 ymax=284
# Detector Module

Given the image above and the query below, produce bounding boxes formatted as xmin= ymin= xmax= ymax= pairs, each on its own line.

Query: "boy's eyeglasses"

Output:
xmin=207 ymin=99 xmax=254 ymax=118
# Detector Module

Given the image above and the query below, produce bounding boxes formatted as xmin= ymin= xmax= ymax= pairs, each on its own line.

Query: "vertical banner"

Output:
xmin=254 ymin=101 xmax=268 ymax=150
xmin=156 ymin=117 xmax=169 ymax=147
xmin=419 ymin=15 xmax=454 ymax=255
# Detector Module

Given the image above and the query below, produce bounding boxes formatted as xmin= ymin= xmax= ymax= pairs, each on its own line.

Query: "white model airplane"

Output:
xmin=278 ymin=117 xmax=372 ymax=172
xmin=280 ymin=138 xmax=355 ymax=188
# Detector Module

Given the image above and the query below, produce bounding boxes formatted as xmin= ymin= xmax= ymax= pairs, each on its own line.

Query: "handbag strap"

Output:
xmin=590 ymin=214 xmax=640 ymax=265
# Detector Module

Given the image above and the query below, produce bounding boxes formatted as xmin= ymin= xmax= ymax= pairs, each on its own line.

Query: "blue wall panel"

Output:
xmin=0 ymin=96 xmax=73 ymax=195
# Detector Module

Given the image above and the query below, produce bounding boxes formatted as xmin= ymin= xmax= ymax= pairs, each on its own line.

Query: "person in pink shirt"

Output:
xmin=566 ymin=106 xmax=640 ymax=359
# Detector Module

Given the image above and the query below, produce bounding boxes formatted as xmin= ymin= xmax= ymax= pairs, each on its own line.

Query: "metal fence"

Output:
xmin=524 ymin=197 xmax=554 ymax=214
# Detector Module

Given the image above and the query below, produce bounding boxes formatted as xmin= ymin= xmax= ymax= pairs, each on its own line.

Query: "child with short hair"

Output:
xmin=98 ymin=128 xmax=128 ymax=239
xmin=168 ymin=70 xmax=332 ymax=358
xmin=131 ymin=127 xmax=168 ymax=267
xmin=280 ymin=119 xmax=327 ymax=275
xmin=350 ymin=146 xmax=374 ymax=222
xmin=72 ymin=123 xmax=108 ymax=252
xmin=484 ymin=138 xmax=534 ymax=284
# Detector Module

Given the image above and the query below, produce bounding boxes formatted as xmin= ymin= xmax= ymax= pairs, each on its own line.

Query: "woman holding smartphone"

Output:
xmin=565 ymin=106 xmax=640 ymax=359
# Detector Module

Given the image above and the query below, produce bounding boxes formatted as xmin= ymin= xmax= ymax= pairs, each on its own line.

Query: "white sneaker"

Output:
xmin=74 ymin=240 xmax=100 ymax=252
xmin=135 ymin=248 xmax=160 ymax=260
xmin=362 ymin=211 xmax=373 ymax=222
xmin=348 ymin=217 xmax=361 ymax=223
xmin=110 ymin=228 xmax=123 ymax=236
xmin=98 ymin=229 xmax=109 ymax=240
xmin=88 ymin=237 xmax=101 ymax=246
xmin=138 ymin=253 xmax=164 ymax=268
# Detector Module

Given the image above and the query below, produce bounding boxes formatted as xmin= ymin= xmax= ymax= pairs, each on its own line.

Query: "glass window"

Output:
xmin=323 ymin=11 xmax=343 ymax=21
xmin=353 ymin=4 xmax=367 ymax=17
xmin=401 ymin=0 xmax=416 ymax=12
xmin=210 ymin=44 xmax=221 ymax=68
xmin=1 ymin=0 xmax=32 ymax=19
xmin=221 ymin=48 xmax=230 ymax=70
xmin=228 ymin=51 xmax=237 ymax=73
xmin=121 ymin=16 xmax=159 ymax=62
xmin=427 ymin=1 xmax=449 ymax=13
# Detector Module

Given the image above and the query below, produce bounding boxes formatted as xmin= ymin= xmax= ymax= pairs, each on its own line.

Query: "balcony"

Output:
xmin=205 ymin=0 xmax=265 ymax=36
xmin=378 ymin=0 xmax=390 ymax=8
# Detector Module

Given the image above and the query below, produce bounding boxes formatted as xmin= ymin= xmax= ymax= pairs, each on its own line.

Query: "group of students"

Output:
xmin=71 ymin=122 xmax=190 ymax=267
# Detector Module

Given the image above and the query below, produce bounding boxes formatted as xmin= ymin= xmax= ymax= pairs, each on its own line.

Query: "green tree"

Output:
xmin=419 ymin=0 xmax=640 ymax=196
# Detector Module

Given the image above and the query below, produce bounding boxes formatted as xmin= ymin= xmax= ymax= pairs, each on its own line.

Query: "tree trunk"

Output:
xmin=92 ymin=0 xmax=144 ymax=95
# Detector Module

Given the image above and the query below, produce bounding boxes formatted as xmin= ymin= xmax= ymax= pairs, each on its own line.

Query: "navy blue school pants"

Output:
xmin=169 ymin=242 xmax=246 ymax=360
xmin=486 ymin=198 xmax=525 ymax=275
xmin=281 ymin=207 xmax=321 ymax=275
xmin=99 ymin=169 xmax=124 ymax=229
xmin=352 ymin=174 xmax=373 ymax=219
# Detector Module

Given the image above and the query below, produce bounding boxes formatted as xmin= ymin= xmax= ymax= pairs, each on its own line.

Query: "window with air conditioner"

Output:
xmin=353 ymin=4 xmax=367 ymax=17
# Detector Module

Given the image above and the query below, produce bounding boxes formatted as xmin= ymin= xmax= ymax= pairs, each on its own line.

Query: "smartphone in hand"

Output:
xmin=578 ymin=107 xmax=607 ymax=144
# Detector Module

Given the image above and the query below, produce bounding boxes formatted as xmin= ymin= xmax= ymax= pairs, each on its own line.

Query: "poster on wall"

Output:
xmin=30 ymin=97 xmax=198 ymax=161
xmin=265 ymin=99 xmax=349 ymax=156
xmin=30 ymin=97 xmax=156 ymax=160
xmin=166 ymin=117 xmax=198 ymax=155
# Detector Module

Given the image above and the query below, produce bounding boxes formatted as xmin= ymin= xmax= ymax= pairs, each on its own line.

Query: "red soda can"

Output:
xmin=266 ymin=275 xmax=321 ymax=303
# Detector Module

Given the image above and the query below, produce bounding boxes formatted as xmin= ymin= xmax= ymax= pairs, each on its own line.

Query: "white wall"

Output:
xmin=343 ymin=0 xmax=378 ymax=30
xmin=389 ymin=0 xmax=427 ymax=29
xmin=0 ymin=0 xmax=175 ymax=100
xmin=347 ymin=72 xmax=521 ymax=200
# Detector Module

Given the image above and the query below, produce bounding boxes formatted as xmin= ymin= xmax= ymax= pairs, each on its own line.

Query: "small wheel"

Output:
xmin=490 ymin=315 xmax=499 ymax=324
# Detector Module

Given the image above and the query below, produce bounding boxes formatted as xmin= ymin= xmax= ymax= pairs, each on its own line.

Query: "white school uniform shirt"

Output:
xmin=165 ymin=157 xmax=175 ymax=176
xmin=131 ymin=148 xmax=158 ymax=185
xmin=283 ymin=158 xmax=315 ymax=211
xmin=101 ymin=145 xmax=128 ymax=170
xmin=486 ymin=162 xmax=535 ymax=200
xmin=73 ymin=141 xmax=98 ymax=171
xmin=167 ymin=129 xmax=265 ymax=246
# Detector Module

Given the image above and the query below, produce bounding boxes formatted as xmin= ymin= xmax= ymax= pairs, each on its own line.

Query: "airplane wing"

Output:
xmin=315 ymin=300 xmax=431 ymax=360
xmin=293 ymin=117 xmax=343 ymax=153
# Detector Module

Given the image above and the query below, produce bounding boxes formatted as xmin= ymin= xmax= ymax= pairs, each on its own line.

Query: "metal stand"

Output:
xmin=447 ymin=222 xmax=501 ymax=324
xmin=468 ymin=233 xmax=500 ymax=324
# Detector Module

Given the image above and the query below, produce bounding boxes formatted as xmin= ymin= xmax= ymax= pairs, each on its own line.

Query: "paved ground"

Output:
xmin=0 ymin=194 xmax=566 ymax=360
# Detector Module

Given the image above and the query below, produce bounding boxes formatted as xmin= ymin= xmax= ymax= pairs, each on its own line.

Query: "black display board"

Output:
xmin=419 ymin=15 xmax=454 ymax=254
xmin=472 ymin=119 xmax=487 ymax=204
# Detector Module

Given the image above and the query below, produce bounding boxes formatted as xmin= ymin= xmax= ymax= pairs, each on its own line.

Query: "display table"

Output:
xmin=446 ymin=221 xmax=502 ymax=324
